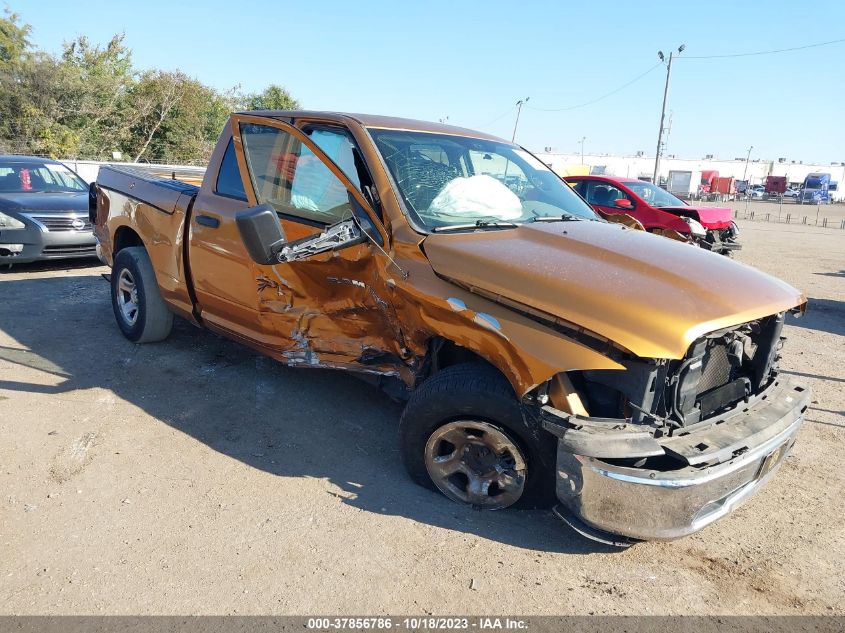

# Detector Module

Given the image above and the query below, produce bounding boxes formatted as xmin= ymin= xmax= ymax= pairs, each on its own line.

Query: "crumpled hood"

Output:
xmin=660 ymin=205 xmax=733 ymax=229
xmin=0 ymin=192 xmax=88 ymax=213
xmin=423 ymin=221 xmax=803 ymax=359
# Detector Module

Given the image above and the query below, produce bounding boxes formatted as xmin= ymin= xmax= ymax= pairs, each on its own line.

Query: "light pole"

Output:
xmin=652 ymin=45 xmax=685 ymax=184
xmin=579 ymin=136 xmax=586 ymax=165
xmin=512 ymin=97 xmax=529 ymax=142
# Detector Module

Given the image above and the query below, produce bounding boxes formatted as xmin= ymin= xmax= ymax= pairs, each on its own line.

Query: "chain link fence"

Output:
xmin=733 ymin=207 xmax=845 ymax=229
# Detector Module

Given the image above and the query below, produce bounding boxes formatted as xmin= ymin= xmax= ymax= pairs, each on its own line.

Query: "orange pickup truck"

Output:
xmin=91 ymin=111 xmax=810 ymax=544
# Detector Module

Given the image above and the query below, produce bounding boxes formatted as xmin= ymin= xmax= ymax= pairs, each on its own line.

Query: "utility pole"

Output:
xmin=512 ymin=97 xmax=529 ymax=142
xmin=652 ymin=45 xmax=684 ymax=184
xmin=742 ymin=145 xmax=753 ymax=181
xmin=742 ymin=145 xmax=754 ymax=213
xmin=579 ymin=136 xmax=586 ymax=165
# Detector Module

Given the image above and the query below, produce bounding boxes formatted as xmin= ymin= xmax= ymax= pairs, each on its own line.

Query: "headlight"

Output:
xmin=682 ymin=216 xmax=707 ymax=237
xmin=0 ymin=211 xmax=25 ymax=229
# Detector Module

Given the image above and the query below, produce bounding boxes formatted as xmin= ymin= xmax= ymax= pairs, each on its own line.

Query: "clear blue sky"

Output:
xmin=13 ymin=0 xmax=845 ymax=163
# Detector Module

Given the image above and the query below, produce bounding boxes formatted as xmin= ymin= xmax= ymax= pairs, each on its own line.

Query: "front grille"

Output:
xmin=42 ymin=245 xmax=97 ymax=256
xmin=29 ymin=215 xmax=92 ymax=232
xmin=669 ymin=314 xmax=785 ymax=425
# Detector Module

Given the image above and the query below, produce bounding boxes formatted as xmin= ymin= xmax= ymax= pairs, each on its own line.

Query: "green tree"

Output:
xmin=0 ymin=10 xmax=299 ymax=163
xmin=0 ymin=9 xmax=34 ymax=152
xmin=55 ymin=34 xmax=135 ymax=157
xmin=0 ymin=7 xmax=30 ymax=69
xmin=246 ymin=84 xmax=299 ymax=111
xmin=127 ymin=71 xmax=231 ymax=164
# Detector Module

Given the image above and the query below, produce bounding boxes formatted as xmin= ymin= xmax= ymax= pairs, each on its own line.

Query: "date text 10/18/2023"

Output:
xmin=306 ymin=618 xmax=528 ymax=630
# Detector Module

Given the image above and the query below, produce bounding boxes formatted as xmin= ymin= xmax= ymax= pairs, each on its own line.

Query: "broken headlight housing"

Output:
xmin=681 ymin=216 xmax=707 ymax=237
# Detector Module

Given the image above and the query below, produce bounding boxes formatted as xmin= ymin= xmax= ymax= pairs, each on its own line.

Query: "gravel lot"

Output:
xmin=1 ymin=219 xmax=843 ymax=615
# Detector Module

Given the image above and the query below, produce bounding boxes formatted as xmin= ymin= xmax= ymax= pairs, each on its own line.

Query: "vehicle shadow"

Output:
xmin=786 ymin=298 xmax=845 ymax=337
xmin=0 ymin=273 xmax=614 ymax=555
xmin=0 ymin=257 xmax=101 ymax=275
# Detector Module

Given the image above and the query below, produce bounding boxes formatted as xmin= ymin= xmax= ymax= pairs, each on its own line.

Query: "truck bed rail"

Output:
xmin=97 ymin=165 xmax=200 ymax=216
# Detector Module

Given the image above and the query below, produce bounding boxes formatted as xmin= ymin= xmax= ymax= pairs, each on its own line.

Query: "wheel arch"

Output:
xmin=424 ymin=337 xmax=497 ymax=378
xmin=113 ymin=225 xmax=145 ymax=257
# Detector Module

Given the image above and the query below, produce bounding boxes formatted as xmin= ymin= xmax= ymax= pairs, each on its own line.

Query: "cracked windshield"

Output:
xmin=369 ymin=130 xmax=599 ymax=230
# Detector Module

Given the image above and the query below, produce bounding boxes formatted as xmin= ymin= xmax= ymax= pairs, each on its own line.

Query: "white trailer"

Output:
xmin=666 ymin=169 xmax=703 ymax=200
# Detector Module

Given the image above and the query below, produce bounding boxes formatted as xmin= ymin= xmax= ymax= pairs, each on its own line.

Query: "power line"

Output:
xmin=525 ymin=62 xmax=662 ymax=112
xmin=682 ymin=36 xmax=845 ymax=59
xmin=474 ymin=105 xmax=517 ymax=129
xmin=470 ymin=35 xmax=845 ymax=131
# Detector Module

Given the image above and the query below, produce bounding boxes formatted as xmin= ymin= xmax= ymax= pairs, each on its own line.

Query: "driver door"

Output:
xmin=583 ymin=180 xmax=635 ymax=216
xmin=228 ymin=115 xmax=397 ymax=367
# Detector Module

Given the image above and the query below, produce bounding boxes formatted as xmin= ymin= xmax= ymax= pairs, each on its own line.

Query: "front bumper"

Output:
xmin=700 ymin=239 xmax=741 ymax=255
xmin=551 ymin=378 xmax=810 ymax=540
xmin=699 ymin=225 xmax=741 ymax=255
xmin=0 ymin=215 xmax=96 ymax=264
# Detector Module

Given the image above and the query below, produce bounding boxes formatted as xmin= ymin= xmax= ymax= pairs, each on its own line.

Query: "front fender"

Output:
xmin=392 ymin=257 xmax=623 ymax=396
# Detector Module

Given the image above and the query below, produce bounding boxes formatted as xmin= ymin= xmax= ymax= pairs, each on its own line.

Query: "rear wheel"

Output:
xmin=111 ymin=246 xmax=173 ymax=343
xmin=399 ymin=363 xmax=555 ymax=509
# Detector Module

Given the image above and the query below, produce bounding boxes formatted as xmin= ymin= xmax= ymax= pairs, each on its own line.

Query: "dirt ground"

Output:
xmin=1 ymin=220 xmax=843 ymax=616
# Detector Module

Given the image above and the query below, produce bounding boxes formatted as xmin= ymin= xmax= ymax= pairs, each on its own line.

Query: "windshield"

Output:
xmin=368 ymin=129 xmax=599 ymax=230
xmin=623 ymin=180 xmax=686 ymax=208
xmin=0 ymin=162 xmax=87 ymax=193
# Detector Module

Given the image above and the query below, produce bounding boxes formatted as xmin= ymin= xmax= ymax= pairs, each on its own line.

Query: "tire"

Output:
xmin=111 ymin=246 xmax=173 ymax=343
xmin=399 ymin=362 xmax=556 ymax=510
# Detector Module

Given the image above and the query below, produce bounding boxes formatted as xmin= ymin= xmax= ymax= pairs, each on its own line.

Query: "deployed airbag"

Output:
xmin=427 ymin=175 xmax=522 ymax=220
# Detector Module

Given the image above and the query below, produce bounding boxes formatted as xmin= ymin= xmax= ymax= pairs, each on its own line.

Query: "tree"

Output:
xmin=127 ymin=70 xmax=190 ymax=161
xmin=0 ymin=10 xmax=299 ymax=162
xmin=127 ymin=72 xmax=231 ymax=164
xmin=0 ymin=9 xmax=34 ymax=151
xmin=245 ymin=84 xmax=299 ymax=111
xmin=0 ymin=8 xmax=30 ymax=69
xmin=0 ymin=19 xmax=136 ymax=158
xmin=53 ymin=34 xmax=135 ymax=157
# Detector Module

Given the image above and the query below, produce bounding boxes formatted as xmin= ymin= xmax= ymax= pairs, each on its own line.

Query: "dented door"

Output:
xmin=229 ymin=115 xmax=401 ymax=369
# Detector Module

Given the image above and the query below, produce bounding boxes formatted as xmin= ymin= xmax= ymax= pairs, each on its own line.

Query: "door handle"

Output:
xmin=196 ymin=215 xmax=220 ymax=228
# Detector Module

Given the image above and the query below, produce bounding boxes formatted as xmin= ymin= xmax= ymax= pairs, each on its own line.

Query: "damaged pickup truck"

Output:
xmin=91 ymin=111 xmax=811 ymax=543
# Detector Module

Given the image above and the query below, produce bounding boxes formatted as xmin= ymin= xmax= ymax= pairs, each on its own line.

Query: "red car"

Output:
xmin=564 ymin=175 xmax=740 ymax=256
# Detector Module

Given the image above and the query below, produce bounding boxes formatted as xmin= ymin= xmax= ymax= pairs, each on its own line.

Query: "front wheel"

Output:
xmin=111 ymin=246 xmax=173 ymax=343
xmin=399 ymin=363 xmax=555 ymax=510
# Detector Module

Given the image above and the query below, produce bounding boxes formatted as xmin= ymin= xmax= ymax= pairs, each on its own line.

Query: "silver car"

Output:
xmin=0 ymin=156 xmax=96 ymax=265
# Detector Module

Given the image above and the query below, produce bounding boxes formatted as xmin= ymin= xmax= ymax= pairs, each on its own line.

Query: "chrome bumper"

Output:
xmin=554 ymin=379 xmax=809 ymax=541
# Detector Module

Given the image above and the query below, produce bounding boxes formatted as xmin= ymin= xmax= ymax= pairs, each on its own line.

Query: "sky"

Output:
xmin=12 ymin=0 xmax=845 ymax=163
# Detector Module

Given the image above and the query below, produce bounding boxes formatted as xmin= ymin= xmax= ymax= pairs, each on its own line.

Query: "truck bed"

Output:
xmin=95 ymin=165 xmax=203 ymax=320
xmin=97 ymin=165 xmax=201 ymax=217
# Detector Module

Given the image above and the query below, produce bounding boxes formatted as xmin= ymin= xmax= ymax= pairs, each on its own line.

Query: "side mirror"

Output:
xmin=235 ymin=204 xmax=287 ymax=264
xmin=614 ymin=198 xmax=633 ymax=210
